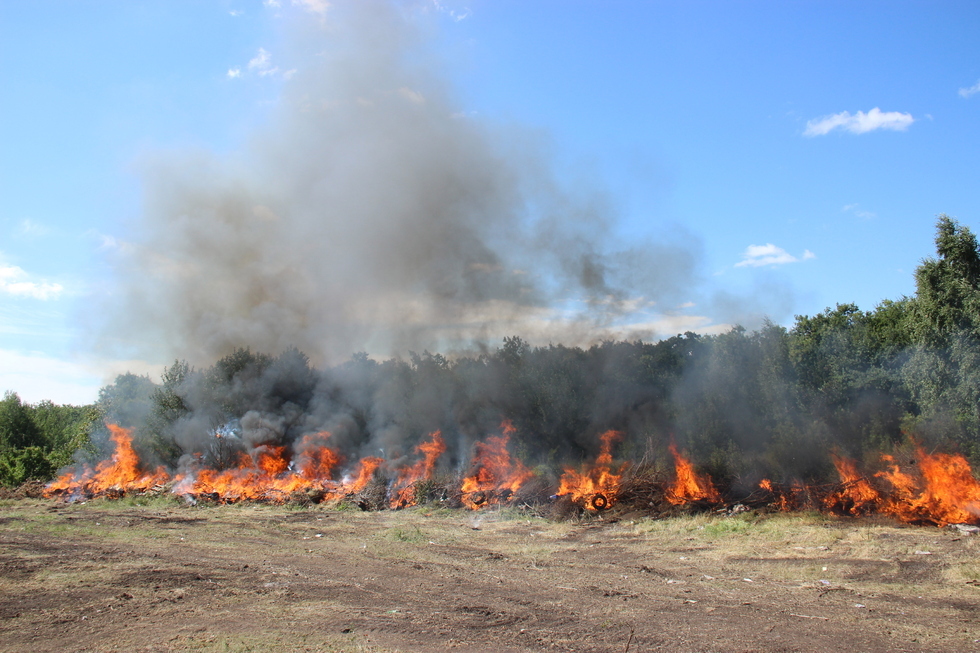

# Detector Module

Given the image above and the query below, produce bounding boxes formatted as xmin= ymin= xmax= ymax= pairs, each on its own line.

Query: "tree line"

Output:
xmin=3 ymin=215 xmax=979 ymax=490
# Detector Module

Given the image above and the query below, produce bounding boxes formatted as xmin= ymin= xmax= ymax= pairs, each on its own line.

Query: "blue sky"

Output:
xmin=1 ymin=0 xmax=978 ymax=404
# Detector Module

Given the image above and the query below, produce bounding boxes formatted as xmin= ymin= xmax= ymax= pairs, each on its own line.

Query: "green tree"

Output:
xmin=0 ymin=446 xmax=54 ymax=486
xmin=141 ymin=360 xmax=192 ymax=465
xmin=0 ymin=392 xmax=43 ymax=450
xmin=910 ymin=214 xmax=980 ymax=344
xmin=31 ymin=400 xmax=98 ymax=469
xmin=902 ymin=216 xmax=980 ymax=457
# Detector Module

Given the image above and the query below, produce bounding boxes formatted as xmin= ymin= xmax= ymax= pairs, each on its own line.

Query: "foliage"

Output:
xmin=0 ymin=391 xmax=43 ymax=450
xmin=0 ymin=446 xmax=55 ymax=486
xmin=0 ymin=392 xmax=97 ymax=486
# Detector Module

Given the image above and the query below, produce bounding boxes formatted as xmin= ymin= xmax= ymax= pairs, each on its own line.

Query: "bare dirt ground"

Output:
xmin=2 ymin=498 xmax=980 ymax=653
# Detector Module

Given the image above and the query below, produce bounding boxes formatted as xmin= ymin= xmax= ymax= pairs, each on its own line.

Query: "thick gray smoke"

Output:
xmin=99 ymin=1 xmax=702 ymax=368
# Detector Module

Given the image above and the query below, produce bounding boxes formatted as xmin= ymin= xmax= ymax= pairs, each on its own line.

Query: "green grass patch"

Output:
xmin=385 ymin=524 xmax=428 ymax=544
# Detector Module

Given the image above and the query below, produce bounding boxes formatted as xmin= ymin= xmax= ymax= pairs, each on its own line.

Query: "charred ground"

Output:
xmin=2 ymin=498 xmax=980 ymax=653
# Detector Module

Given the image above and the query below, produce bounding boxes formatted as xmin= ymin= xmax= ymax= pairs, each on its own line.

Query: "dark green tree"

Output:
xmin=910 ymin=214 xmax=980 ymax=344
xmin=0 ymin=446 xmax=54 ymax=486
xmin=902 ymin=216 xmax=980 ymax=456
xmin=0 ymin=392 xmax=43 ymax=450
xmin=141 ymin=360 xmax=192 ymax=465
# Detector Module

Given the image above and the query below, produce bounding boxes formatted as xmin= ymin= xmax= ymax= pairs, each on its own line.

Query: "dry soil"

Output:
xmin=2 ymin=498 xmax=980 ymax=652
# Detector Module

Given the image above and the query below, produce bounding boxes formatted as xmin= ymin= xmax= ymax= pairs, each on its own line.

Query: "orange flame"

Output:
xmin=45 ymin=421 xmax=980 ymax=528
xmin=295 ymin=432 xmax=343 ymax=481
xmin=43 ymin=424 xmax=168 ymax=498
xmin=557 ymin=430 xmax=625 ymax=510
xmin=823 ymin=453 xmax=881 ymax=515
xmin=876 ymin=448 xmax=980 ymax=526
xmin=461 ymin=421 xmax=534 ymax=509
xmin=390 ymin=431 xmax=447 ymax=508
xmin=758 ymin=478 xmax=809 ymax=512
xmin=666 ymin=443 xmax=722 ymax=505
xmin=346 ymin=456 xmax=383 ymax=494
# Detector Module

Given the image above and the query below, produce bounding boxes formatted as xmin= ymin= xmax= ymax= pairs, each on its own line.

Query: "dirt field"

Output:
xmin=2 ymin=498 xmax=980 ymax=652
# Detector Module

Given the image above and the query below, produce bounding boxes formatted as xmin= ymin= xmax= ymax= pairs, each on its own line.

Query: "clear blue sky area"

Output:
xmin=1 ymin=1 xmax=978 ymax=404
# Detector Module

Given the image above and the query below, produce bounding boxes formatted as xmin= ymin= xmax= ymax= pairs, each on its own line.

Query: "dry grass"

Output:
xmin=4 ymin=499 xmax=980 ymax=652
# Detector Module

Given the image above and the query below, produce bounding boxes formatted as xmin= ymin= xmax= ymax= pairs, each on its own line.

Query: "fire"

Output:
xmin=460 ymin=421 xmax=534 ymax=509
xmin=346 ymin=456 xmax=384 ymax=494
xmin=763 ymin=448 xmax=980 ymax=526
xmin=666 ymin=443 xmax=722 ymax=505
xmin=295 ymin=432 xmax=343 ymax=481
xmin=42 ymin=421 xmax=980 ymax=527
xmin=876 ymin=448 xmax=980 ymax=526
xmin=390 ymin=431 xmax=447 ymax=508
xmin=758 ymin=479 xmax=811 ymax=512
xmin=191 ymin=447 xmax=303 ymax=502
xmin=45 ymin=424 xmax=357 ymax=504
xmin=556 ymin=430 xmax=625 ymax=510
xmin=43 ymin=424 xmax=168 ymax=499
xmin=823 ymin=453 xmax=881 ymax=516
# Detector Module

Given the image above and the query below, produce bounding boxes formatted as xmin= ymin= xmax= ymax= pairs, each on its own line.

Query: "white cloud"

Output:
xmin=17 ymin=218 xmax=52 ymax=238
xmin=98 ymin=234 xmax=118 ymax=250
xmin=263 ymin=0 xmax=281 ymax=8
xmin=959 ymin=80 xmax=980 ymax=98
xmin=231 ymin=49 xmax=291 ymax=80
xmin=248 ymin=48 xmax=279 ymax=77
xmin=431 ymin=1 xmax=471 ymax=21
xmin=293 ymin=0 xmax=330 ymax=15
xmin=0 ymin=350 xmax=104 ymax=405
xmin=398 ymin=87 xmax=425 ymax=104
xmin=229 ymin=9 xmax=243 ymax=17
xmin=0 ymin=265 xmax=63 ymax=300
xmin=803 ymin=107 xmax=914 ymax=136
xmin=735 ymin=244 xmax=815 ymax=268
xmin=842 ymin=204 xmax=876 ymax=220
xmin=0 ymin=350 xmax=165 ymax=406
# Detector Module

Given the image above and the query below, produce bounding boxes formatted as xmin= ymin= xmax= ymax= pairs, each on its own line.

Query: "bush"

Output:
xmin=0 ymin=447 xmax=55 ymax=486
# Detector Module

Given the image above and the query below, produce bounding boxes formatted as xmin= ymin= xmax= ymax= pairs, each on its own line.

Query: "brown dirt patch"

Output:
xmin=2 ymin=499 xmax=980 ymax=652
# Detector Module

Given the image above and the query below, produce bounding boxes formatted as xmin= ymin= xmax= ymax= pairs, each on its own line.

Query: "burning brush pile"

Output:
xmin=44 ymin=421 xmax=980 ymax=527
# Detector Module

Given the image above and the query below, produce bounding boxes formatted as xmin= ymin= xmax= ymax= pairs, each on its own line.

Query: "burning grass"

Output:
xmin=38 ymin=422 xmax=980 ymax=530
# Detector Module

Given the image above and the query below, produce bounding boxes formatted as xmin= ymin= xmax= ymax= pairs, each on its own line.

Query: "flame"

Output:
xmin=43 ymin=424 xmax=168 ymax=498
xmin=875 ymin=448 xmax=980 ymax=526
xmin=42 ymin=421 xmax=980 ymax=527
xmin=460 ymin=421 xmax=534 ymax=509
xmin=346 ymin=456 xmax=384 ymax=494
xmin=295 ymin=432 xmax=343 ymax=481
xmin=557 ymin=430 xmax=625 ymax=510
xmin=390 ymin=431 xmax=446 ymax=508
xmin=823 ymin=453 xmax=881 ymax=515
xmin=758 ymin=478 xmax=810 ymax=512
xmin=666 ymin=443 xmax=722 ymax=505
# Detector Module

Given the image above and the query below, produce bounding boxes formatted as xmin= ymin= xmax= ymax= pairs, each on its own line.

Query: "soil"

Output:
xmin=2 ymin=498 xmax=980 ymax=652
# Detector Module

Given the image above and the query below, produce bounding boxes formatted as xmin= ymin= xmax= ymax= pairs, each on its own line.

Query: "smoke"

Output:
xmin=95 ymin=0 xmax=705 ymax=368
